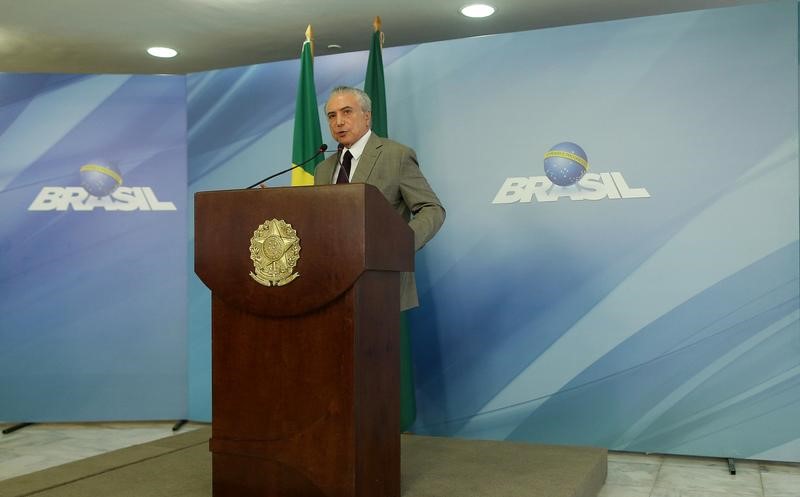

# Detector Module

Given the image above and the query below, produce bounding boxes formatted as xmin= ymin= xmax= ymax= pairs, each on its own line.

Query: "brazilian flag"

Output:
xmin=364 ymin=18 xmax=388 ymax=139
xmin=365 ymin=17 xmax=416 ymax=432
xmin=291 ymin=25 xmax=324 ymax=186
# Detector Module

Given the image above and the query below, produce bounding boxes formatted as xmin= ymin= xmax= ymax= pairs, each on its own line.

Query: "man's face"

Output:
xmin=326 ymin=92 xmax=371 ymax=148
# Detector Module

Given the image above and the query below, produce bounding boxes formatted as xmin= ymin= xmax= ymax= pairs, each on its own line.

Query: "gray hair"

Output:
xmin=329 ymin=86 xmax=372 ymax=113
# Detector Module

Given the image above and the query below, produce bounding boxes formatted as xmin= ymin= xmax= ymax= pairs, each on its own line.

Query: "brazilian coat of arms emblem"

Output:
xmin=248 ymin=218 xmax=300 ymax=286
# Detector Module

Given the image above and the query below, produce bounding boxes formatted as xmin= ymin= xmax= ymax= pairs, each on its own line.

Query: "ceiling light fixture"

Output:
xmin=460 ymin=4 xmax=496 ymax=18
xmin=147 ymin=47 xmax=178 ymax=58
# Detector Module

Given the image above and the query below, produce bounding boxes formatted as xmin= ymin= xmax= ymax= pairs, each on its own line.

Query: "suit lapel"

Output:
xmin=315 ymin=156 xmax=336 ymax=185
xmin=351 ymin=133 xmax=383 ymax=184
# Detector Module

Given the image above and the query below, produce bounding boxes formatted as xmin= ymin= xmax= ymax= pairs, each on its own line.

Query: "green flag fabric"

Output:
xmin=291 ymin=33 xmax=323 ymax=186
xmin=399 ymin=312 xmax=417 ymax=431
xmin=364 ymin=21 xmax=416 ymax=432
xmin=364 ymin=29 xmax=388 ymax=138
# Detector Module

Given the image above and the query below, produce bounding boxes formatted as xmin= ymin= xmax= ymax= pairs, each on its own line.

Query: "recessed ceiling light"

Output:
xmin=147 ymin=47 xmax=178 ymax=58
xmin=327 ymin=44 xmax=342 ymax=50
xmin=460 ymin=4 xmax=496 ymax=18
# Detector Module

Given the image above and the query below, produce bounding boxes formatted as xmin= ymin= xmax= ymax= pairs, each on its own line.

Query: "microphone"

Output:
xmin=336 ymin=143 xmax=344 ymax=167
xmin=246 ymin=144 xmax=328 ymax=189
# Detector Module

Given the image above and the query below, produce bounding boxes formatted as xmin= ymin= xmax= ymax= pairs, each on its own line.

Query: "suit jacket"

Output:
xmin=315 ymin=133 xmax=445 ymax=310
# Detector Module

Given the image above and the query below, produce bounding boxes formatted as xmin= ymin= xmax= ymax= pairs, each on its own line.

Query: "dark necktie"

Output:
xmin=336 ymin=150 xmax=353 ymax=184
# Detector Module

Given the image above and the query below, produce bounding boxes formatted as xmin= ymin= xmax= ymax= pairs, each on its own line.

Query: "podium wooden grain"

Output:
xmin=195 ymin=184 xmax=414 ymax=497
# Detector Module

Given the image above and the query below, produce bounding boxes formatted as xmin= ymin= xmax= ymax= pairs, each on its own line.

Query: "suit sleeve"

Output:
xmin=399 ymin=148 xmax=446 ymax=251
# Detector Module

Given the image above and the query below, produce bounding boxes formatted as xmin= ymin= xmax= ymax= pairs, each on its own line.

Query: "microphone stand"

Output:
xmin=246 ymin=144 xmax=328 ymax=189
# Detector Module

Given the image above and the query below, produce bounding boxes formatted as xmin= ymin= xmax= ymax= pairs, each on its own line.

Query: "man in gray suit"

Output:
xmin=314 ymin=86 xmax=445 ymax=311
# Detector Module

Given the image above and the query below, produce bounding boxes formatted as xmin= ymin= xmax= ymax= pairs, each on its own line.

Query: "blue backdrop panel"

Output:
xmin=186 ymin=2 xmax=799 ymax=461
xmin=0 ymin=74 xmax=188 ymax=421
xmin=402 ymin=2 xmax=799 ymax=462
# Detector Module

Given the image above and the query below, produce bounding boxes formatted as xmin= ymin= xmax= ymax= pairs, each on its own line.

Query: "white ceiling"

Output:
xmin=0 ymin=0 xmax=765 ymax=74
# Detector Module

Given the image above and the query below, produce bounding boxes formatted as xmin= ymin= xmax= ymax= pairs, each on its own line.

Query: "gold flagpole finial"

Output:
xmin=305 ymin=24 xmax=314 ymax=55
xmin=373 ymin=16 xmax=382 ymax=32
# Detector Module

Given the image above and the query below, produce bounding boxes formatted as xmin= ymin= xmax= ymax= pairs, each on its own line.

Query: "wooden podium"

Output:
xmin=194 ymin=184 xmax=414 ymax=497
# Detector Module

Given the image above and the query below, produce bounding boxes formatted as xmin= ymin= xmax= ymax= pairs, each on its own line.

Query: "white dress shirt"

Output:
xmin=332 ymin=129 xmax=372 ymax=183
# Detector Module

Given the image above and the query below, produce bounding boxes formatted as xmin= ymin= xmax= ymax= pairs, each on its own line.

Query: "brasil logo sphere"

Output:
xmin=79 ymin=162 xmax=123 ymax=197
xmin=543 ymin=142 xmax=589 ymax=186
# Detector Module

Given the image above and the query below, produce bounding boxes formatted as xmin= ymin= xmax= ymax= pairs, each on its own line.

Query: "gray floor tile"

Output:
xmin=609 ymin=451 xmax=663 ymax=466
xmin=607 ymin=461 xmax=661 ymax=488
xmin=760 ymin=461 xmax=800 ymax=475
xmin=597 ymin=484 xmax=654 ymax=497
xmin=0 ymin=422 xmax=203 ymax=481
xmin=654 ymin=464 xmax=763 ymax=497
xmin=651 ymin=488 xmax=762 ymax=497
xmin=761 ymin=470 xmax=800 ymax=497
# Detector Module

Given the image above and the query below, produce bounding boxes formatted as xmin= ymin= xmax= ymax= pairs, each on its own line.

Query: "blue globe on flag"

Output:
xmin=79 ymin=162 xmax=123 ymax=197
xmin=544 ymin=142 xmax=589 ymax=186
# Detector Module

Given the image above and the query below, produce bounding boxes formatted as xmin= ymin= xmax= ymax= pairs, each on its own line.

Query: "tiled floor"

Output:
xmin=0 ymin=421 xmax=204 ymax=481
xmin=601 ymin=450 xmax=800 ymax=497
xmin=1 ymin=422 xmax=798 ymax=497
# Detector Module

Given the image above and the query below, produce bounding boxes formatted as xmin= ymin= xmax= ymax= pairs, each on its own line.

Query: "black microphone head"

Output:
xmin=320 ymin=143 xmax=328 ymax=152
xmin=337 ymin=143 xmax=345 ymax=152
